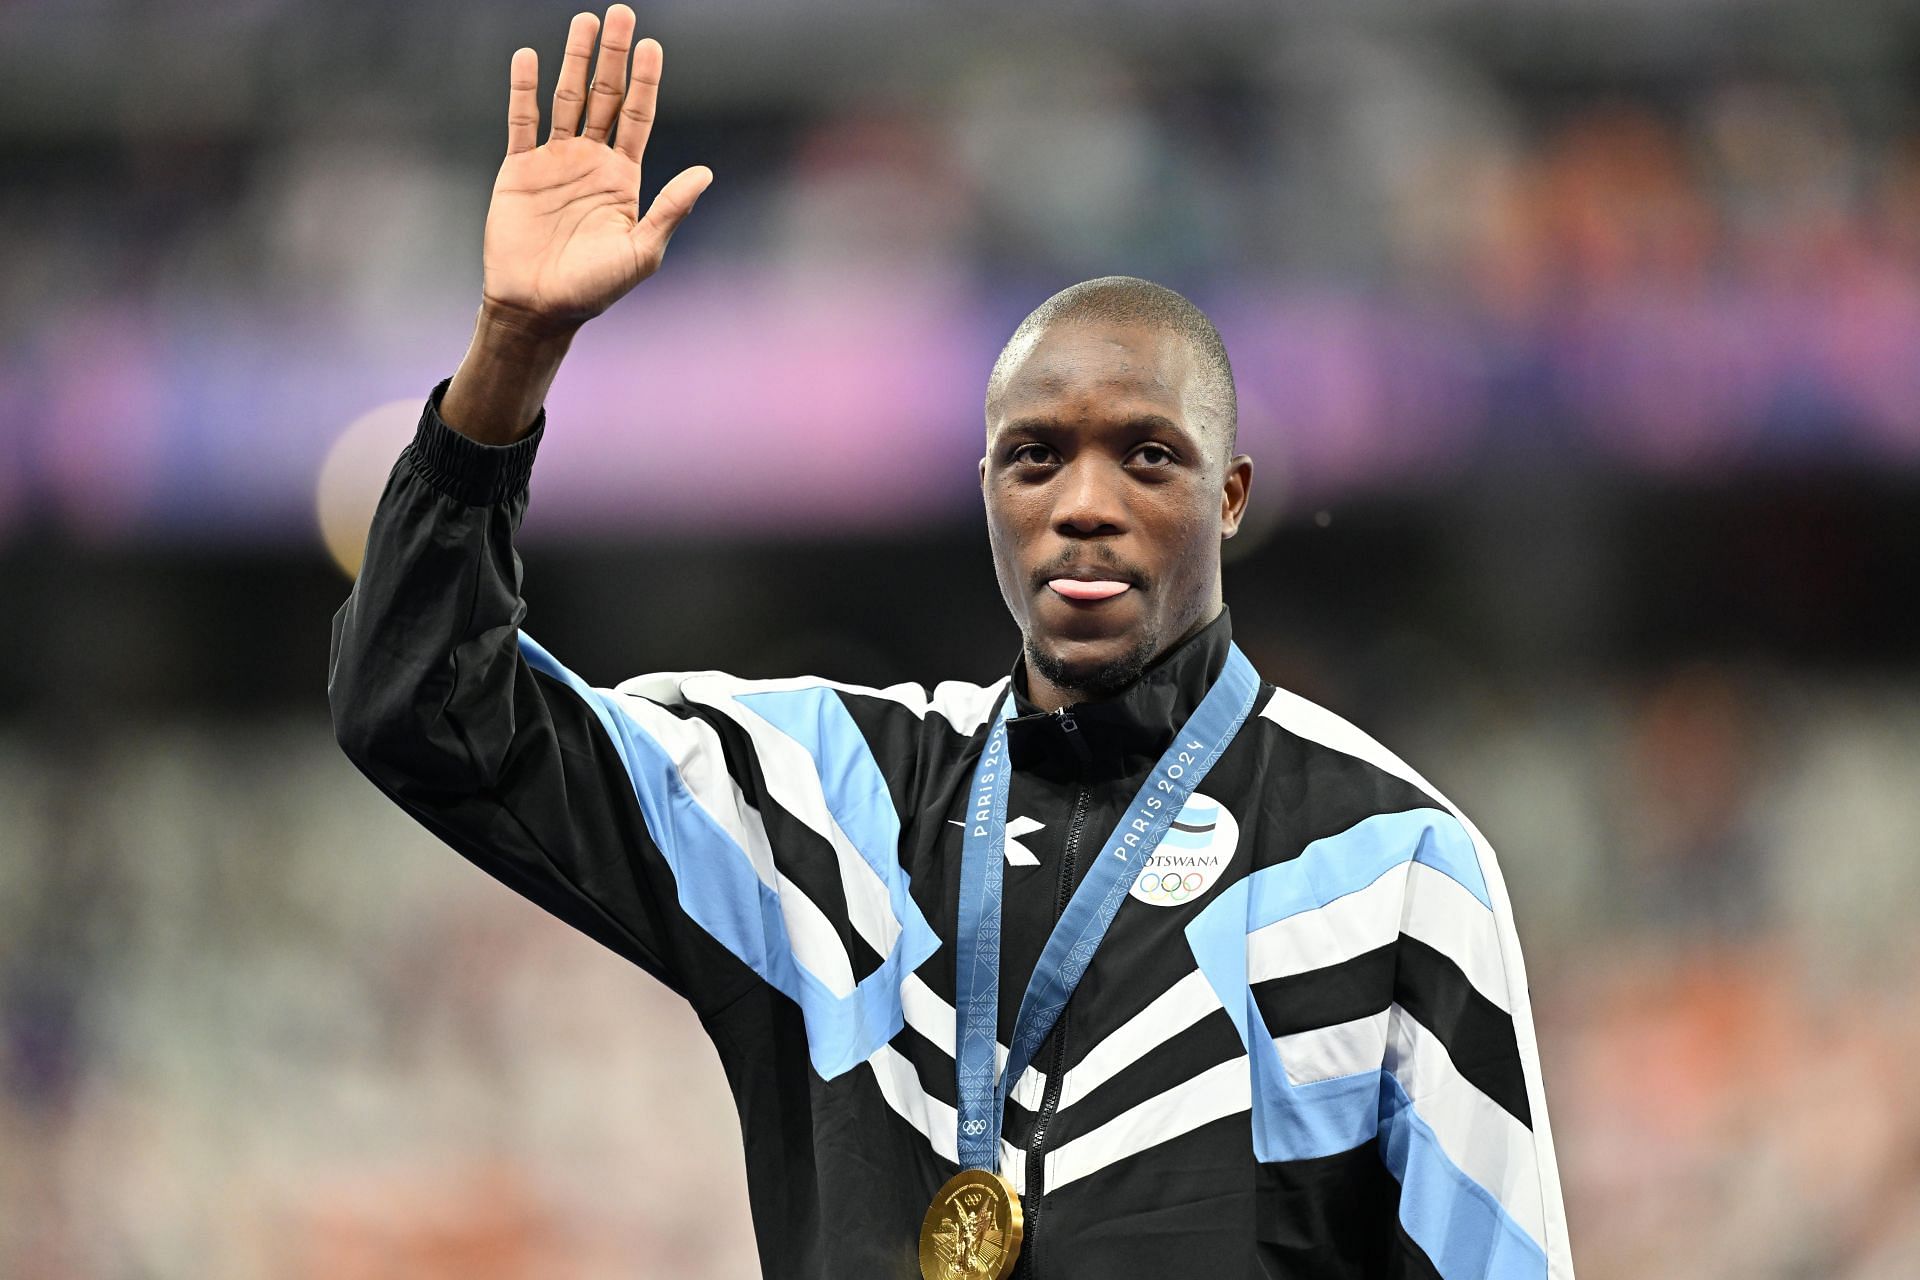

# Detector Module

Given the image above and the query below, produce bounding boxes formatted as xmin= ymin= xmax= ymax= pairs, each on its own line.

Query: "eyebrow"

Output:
xmin=998 ymin=413 xmax=1200 ymax=447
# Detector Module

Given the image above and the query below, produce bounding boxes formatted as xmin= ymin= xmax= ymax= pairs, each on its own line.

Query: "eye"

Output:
xmin=1132 ymin=443 xmax=1177 ymax=467
xmin=1008 ymin=443 xmax=1054 ymax=466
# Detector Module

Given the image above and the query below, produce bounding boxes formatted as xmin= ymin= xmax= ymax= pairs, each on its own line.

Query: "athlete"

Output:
xmin=329 ymin=7 xmax=1576 ymax=1278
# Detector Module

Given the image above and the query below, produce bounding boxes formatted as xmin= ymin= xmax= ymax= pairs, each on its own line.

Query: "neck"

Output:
xmin=1023 ymin=599 xmax=1222 ymax=713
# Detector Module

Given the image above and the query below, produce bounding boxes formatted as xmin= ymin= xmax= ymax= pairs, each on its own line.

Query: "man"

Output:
xmin=329 ymin=7 xmax=1576 ymax=1278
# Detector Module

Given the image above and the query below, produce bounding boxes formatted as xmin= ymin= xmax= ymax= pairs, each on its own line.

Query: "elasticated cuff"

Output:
xmin=405 ymin=375 xmax=546 ymax=506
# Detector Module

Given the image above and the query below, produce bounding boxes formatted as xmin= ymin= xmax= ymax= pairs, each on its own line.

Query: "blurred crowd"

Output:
xmin=5 ymin=10 xmax=1920 ymax=536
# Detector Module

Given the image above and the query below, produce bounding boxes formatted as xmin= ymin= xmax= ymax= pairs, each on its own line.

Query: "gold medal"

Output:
xmin=918 ymin=1168 xmax=1024 ymax=1280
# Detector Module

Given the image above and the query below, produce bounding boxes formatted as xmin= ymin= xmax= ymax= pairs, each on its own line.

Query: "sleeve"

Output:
xmin=327 ymin=376 xmax=764 ymax=1014
xmin=1377 ymin=806 xmax=1576 ymax=1280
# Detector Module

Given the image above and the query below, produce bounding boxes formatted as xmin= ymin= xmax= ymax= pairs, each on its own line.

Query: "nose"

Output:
xmin=1052 ymin=456 xmax=1128 ymax=537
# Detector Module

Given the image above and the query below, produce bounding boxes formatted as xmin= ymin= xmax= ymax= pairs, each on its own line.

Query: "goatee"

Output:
xmin=1026 ymin=627 xmax=1160 ymax=703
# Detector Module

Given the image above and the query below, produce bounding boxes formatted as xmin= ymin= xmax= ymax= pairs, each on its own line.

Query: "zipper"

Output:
xmin=1017 ymin=783 xmax=1090 ymax=1280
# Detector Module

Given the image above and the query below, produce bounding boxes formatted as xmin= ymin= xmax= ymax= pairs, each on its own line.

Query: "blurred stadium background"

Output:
xmin=5 ymin=0 xmax=1920 ymax=1274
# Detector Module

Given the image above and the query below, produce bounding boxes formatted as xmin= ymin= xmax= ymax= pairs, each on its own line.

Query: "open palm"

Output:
xmin=482 ymin=6 xmax=712 ymax=332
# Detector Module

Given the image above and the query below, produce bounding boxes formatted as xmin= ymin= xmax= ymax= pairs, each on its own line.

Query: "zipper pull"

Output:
xmin=1054 ymin=706 xmax=1078 ymax=733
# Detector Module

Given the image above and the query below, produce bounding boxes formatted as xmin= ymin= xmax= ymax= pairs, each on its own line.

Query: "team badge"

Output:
xmin=1127 ymin=791 xmax=1239 ymax=907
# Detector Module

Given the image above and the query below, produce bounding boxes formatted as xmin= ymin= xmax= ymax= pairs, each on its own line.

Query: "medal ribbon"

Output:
xmin=951 ymin=641 xmax=1261 ymax=1172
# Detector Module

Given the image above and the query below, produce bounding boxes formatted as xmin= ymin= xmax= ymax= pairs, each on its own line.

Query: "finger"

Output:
xmin=581 ymin=4 xmax=637 ymax=144
xmin=612 ymin=37 xmax=662 ymax=165
xmin=633 ymin=165 xmax=713 ymax=260
xmin=506 ymin=48 xmax=539 ymax=155
xmin=549 ymin=11 xmax=599 ymax=141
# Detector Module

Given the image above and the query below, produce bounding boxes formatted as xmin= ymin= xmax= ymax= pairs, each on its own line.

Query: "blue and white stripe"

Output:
xmin=1012 ymin=697 xmax=1568 ymax=1280
xmin=1251 ymin=686 xmax=1574 ymax=1280
xmin=1175 ymin=805 xmax=1547 ymax=1277
xmin=520 ymin=633 xmax=957 ymax=1081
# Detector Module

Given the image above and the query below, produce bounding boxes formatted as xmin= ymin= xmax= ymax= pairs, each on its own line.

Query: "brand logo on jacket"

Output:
xmin=1127 ymin=792 xmax=1239 ymax=907
xmin=947 ymin=815 xmax=1044 ymax=866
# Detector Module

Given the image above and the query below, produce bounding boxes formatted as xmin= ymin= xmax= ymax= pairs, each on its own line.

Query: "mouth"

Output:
xmin=1047 ymin=578 xmax=1132 ymax=602
xmin=1037 ymin=561 xmax=1143 ymax=606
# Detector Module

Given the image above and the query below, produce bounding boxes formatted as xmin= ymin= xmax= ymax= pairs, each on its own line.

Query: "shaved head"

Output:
xmin=985 ymin=276 xmax=1238 ymax=466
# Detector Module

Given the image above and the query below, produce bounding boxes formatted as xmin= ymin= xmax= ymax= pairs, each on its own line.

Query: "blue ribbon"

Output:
xmin=951 ymin=641 xmax=1261 ymax=1171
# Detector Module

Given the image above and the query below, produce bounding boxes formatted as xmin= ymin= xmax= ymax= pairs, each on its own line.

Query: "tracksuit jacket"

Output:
xmin=328 ymin=377 xmax=1576 ymax=1280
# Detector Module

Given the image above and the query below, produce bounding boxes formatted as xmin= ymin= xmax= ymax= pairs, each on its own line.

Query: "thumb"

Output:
xmin=634 ymin=165 xmax=714 ymax=261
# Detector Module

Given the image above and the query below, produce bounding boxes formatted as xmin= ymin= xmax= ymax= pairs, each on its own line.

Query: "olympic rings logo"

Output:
xmin=1132 ymin=869 xmax=1208 ymax=903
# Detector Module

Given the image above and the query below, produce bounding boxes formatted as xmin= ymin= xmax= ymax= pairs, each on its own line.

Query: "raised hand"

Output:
xmin=483 ymin=5 xmax=712 ymax=334
xmin=441 ymin=5 xmax=712 ymax=442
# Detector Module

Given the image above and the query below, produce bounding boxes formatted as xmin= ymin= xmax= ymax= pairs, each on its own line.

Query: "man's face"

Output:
xmin=979 ymin=319 xmax=1253 ymax=702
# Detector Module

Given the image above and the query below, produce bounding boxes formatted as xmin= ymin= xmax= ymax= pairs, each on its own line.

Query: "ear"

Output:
xmin=978 ymin=455 xmax=988 ymax=491
xmin=1219 ymin=454 xmax=1253 ymax=538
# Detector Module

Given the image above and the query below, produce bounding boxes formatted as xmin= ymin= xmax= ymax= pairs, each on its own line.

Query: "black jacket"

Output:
xmin=329 ymin=378 xmax=1575 ymax=1280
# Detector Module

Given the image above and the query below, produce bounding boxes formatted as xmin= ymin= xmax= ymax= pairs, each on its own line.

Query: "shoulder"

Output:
xmin=1241 ymin=680 xmax=1485 ymax=851
xmin=1251 ymin=683 xmax=1446 ymax=806
xmin=517 ymin=632 xmax=1006 ymax=745
xmin=612 ymin=668 xmax=1011 ymax=737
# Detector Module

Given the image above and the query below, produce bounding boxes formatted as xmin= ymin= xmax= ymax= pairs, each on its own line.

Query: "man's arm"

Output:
xmin=1378 ymin=809 xmax=1576 ymax=1279
xmin=328 ymin=7 xmax=740 ymax=1001
xmin=329 ymin=380 xmax=731 ymax=995
xmin=437 ymin=306 xmax=574 ymax=447
xmin=1235 ymin=690 xmax=1574 ymax=1276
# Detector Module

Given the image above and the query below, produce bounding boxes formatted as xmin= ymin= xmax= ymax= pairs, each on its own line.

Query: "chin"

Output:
xmin=1028 ymin=626 xmax=1160 ymax=701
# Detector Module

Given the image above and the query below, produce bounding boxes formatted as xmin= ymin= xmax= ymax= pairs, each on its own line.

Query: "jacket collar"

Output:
xmin=1005 ymin=605 xmax=1235 ymax=783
